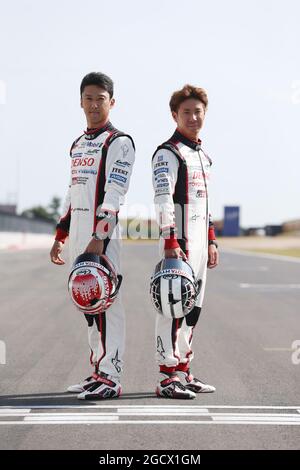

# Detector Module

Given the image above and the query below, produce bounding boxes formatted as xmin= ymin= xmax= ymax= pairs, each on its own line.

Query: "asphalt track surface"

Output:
xmin=0 ymin=243 xmax=299 ymax=450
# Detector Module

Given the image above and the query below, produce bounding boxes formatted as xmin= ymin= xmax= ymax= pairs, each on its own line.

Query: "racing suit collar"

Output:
xmin=173 ymin=129 xmax=202 ymax=151
xmin=84 ymin=121 xmax=115 ymax=140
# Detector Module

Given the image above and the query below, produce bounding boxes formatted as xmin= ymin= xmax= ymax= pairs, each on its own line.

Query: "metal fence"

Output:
xmin=0 ymin=212 xmax=55 ymax=234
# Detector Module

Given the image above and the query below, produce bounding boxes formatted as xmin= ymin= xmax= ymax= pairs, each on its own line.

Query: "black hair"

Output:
xmin=80 ymin=72 xmax=114 ymax=98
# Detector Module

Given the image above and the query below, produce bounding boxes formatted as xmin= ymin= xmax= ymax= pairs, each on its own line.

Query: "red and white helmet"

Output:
xmin=68 ymin=253 xmax=122 ymax=314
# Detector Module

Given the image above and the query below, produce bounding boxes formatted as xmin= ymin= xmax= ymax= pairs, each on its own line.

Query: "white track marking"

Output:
xmin=239 ymin=283 xmax=300 ymax=290
xmin=116 ymin=408 xmax=209 ymax=415
xmin=263 ymin=348 xmax=293 ymax=352
xmin=1 ymin=405 xmax=300 ymax=410
xmin=24 ymin=414 xmax=118 ymax=422
xmin=221 ymin=248 xmax=300 ymax=263
xmin=0 ymin=419 xmax=299 ymax=426
xmin=220 ymin=266 xmax=269 ymax=271
xmin=211 ymin=413 xmax=300 ymax=419
xmin=0 ymin=406 xmax=300 ymax=426
xmin=0 ymin=409 xmax=31 ymax=414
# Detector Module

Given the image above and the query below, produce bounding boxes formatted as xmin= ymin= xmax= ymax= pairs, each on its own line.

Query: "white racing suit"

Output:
xmin=152 ymin=129 xmax=216 ymax=373
xmin=55 ymin=122 xmax=135 ymax=379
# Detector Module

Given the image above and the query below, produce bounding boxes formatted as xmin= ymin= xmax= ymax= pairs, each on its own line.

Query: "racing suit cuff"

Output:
xmin=161 ymin=226 xmax=180 ymax=250
xmin=160 ymin=365 xmax=176 ymax=374
xmin=164 ymin=237 xmax=180 ymax=250
xmin=208 ymin=226 xmax=216 ymax=241
xmin=55 ymin=228 xmax=68 ymax=243
xmin=175 ymin=362 xmax=190 ymax=373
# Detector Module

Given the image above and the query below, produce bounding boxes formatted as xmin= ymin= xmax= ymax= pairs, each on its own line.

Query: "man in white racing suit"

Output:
xmin=152 ymin=84 xmax=219 ymax=399
xmin=50 ymin=72 xmax=135 ymax=400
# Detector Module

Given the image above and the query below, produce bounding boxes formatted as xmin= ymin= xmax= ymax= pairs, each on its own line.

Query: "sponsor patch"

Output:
xmin=154 ymin=161 xmax=168 ymax=169
xmin=157 ymin=177 xmax=168 ymax=183
xmin=154 ymin=167 xmax=169 ymax=176
xmin=196 ymin=189 xmax=206 ymax=198
xmin=79 ymin=169 xmax=97 ymax=175
xmin=72 ymin=157 xmax=95 ymax=167
xmin=115 ymin=159 xmax=131 ymax=168
xmin=86 ymin=141 xmax=103 ymax=148
xmin=112 ymin=167 xmax=128 ymax=175
xmin=155 ymin=190 xmax=170 ymax=195
xmin=109 ymin=174 xmax=127 ymax=183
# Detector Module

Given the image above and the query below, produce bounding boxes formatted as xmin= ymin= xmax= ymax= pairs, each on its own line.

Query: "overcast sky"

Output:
xmin=0 ymin=0 xmax=299 ymax=227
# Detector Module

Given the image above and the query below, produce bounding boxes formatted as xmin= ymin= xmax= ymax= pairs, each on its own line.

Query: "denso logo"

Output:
xmin=193 ymin=170 xmax=209 ymax=179
xmin=72 ymin=157 xmax=95 ymax=167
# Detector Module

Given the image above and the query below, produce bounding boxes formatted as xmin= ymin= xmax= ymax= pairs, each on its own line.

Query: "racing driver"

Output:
xmin=152 ymin=84 xmax=219 ymax=399
xmin=50 ymin=72 xmax=135 ymax=400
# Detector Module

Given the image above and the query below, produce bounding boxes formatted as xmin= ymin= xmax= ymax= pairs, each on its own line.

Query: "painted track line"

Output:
xmin=221 ymin=248 xmax=300 ymax=263
xmin=0 ymin=406 xmax=300 ymax=426
xmin=1 ymin=405 xmax=300 ymax=410
xmin=1 ymin=420 xmax=299 ymax=426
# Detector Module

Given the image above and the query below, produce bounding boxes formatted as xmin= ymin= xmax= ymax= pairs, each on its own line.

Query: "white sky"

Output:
xmin=0 ymin=0 xmax=299 ymax=227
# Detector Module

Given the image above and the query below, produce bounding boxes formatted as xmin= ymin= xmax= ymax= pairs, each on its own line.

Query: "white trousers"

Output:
xmin=155 ymin=240 xmax=207 ymax=368
xmin=69 ymin=226 xmax=125 ymax=380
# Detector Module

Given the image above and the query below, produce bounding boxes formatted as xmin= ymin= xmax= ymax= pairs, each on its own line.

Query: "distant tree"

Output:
xmin=21 ymin=196 xmax=61 ymax=224
xmin=48 ymin=196 xmax=61 ymax=222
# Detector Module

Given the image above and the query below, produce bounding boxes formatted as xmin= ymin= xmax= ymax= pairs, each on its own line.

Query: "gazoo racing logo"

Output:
xmin=72 ymin=157 xmax=95 ymax=167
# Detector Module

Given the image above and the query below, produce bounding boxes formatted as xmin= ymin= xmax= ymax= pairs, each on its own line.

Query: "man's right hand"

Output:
xmin=164 ymin=247 xmax=187 ymax=261
xmin=50 ymin=240 xmax=65 ymax=265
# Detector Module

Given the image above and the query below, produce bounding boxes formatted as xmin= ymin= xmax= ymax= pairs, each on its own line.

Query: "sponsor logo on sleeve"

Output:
xmin=112 ymin=167 xmax=128 ymax=176
xmin=109 ymin=174 xmax=127 ymax=183
xmin=154 ymin=167 xmax=169 ymax=176
xmin=156 ymin=177 xmax=168 ymax=184
xmin=155 ymin=188 xmax=170 ymax=195
xmin=115 ymin=159 xmax=131 ymax=168
xmin=154 ymin=161 xmax=168 ymax=169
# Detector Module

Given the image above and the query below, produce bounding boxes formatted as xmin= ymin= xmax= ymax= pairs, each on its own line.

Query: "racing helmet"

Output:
xmin=68 ymin=253 xmax=122 ymax=314
xmin=150 ymin=258 xmax=201 ymax=318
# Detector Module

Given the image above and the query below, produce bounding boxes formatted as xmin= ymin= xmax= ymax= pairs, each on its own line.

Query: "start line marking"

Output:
xmin=0 ymin=405 xmax=299 ymax=426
